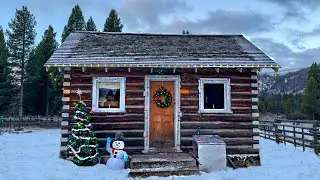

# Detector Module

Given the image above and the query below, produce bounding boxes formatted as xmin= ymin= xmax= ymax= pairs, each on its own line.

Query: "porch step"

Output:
xmin=130 ymin=167 xmax=199 ymax=177
xmin=129 ymin=153 xmax=199 ymax=177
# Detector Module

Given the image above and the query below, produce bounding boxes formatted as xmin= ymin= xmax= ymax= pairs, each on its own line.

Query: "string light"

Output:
xmin=46 ymin=63 xmax=280 ymax=69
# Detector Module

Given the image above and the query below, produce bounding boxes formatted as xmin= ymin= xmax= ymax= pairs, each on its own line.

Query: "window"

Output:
xmin=199 ymin=78 xmax=232 ymax=113
xmin=92 ymin=77 xmax=126 ymax=112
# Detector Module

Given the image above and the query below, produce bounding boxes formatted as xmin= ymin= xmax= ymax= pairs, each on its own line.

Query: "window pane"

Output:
xmin=98 ymin=82 xmax=120 ymax=108
xmin=204 ymin=84 xmax=225 ymax=109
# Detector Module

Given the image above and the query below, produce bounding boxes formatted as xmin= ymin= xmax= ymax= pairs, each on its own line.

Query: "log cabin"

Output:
xmin=44 ymin=31 xmax=279 ymax=169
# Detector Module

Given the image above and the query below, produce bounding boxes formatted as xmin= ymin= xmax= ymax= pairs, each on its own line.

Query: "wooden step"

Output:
xmin=130 ymin=167 xmax=199 ymax=177
xmin=129 ymin=153 xmax=199 ymax=177
xmin=130 ymin=153 xmax=196 ymax=169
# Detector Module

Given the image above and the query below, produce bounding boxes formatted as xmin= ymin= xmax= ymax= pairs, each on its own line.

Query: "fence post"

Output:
xmin=274 ymin=119 xmax=280 ymax=143
xmin=293 ymin=121 xmax=296 ymax=147
xmin=302 ymin=128 xmax=305 ymax=152
xmin=283 ymin=125 xmax=286 ymax=145
xmin=312 ymin=120 xmax=319 ymax=155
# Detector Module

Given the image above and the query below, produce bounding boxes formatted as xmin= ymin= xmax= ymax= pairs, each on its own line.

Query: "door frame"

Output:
xmin=143 ymin=75 xmax=181 ymax=153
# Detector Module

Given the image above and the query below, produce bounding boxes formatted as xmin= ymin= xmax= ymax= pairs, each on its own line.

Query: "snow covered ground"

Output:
xmin=0 ymin=129 xmax=319 ymax=180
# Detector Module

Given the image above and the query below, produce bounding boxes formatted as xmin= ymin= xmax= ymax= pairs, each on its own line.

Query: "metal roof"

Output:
xmin=44 ymin=31 xmax=279 ymax=68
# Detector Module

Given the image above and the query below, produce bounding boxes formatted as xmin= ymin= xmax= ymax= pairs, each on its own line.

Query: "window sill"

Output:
xmin=92 ymin=108 xmax=126 ymax=113
xmin=198 ymin=110 xmax=233 ymax=114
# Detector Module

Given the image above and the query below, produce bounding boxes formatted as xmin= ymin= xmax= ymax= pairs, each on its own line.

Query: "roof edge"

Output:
xmin=72 ymin=31 xmax=244 ymax=37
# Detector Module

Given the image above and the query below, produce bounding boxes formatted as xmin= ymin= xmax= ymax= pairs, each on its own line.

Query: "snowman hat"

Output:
xmin=114 ymin=132 xmax=125 ymax=141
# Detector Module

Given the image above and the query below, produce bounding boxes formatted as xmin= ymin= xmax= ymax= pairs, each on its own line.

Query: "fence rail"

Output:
xmin=259 ymin=119 xmax=320 ymax=155
xmin=0 ymin=116 xmax=62 ymax=132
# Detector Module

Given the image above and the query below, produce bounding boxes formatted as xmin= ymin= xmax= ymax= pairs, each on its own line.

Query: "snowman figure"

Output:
xmin=106 ymin=132 xmax=129 ymax=169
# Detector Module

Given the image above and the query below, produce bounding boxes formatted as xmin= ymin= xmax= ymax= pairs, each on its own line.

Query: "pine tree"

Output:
xmin=86 ymin=16 xmax=97 ymax=31
xmin=24 ymin=49 xmax=39 ymax=114
xmin=302 ymin=76 xmax=320 ymax=119
xmin=258 ymin=100 xmax=267 ymax=114
xmin=6 ymin=6 xmax=36 ymax=117
xmin=24 ymin=25 xmax=58 ymax=115
xmin=282 ymin=97 xmax=292 ymax=118
xmin=61 ymin=4 xmax=85 ymax=42
xmin=103 ymin=9 xmax=123 ymax=32
xmin=67 ymin=100 xmax=100 ymax=166
xmin=308 ymin=63 xmax=319 ymax=83
xmin=182 ymin=30 xmax=191 ymax=34
xmin=0 ymin=27 xmax=14 ymax=114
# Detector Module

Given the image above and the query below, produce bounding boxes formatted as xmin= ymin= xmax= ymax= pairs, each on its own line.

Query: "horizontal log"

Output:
xmin=90 ymin=114 xmax=144 ymax=122
xmin=182 ymin=113 xmax=253 ymax=118
xmin=181 ymin=129 xmax=258 ymax=137
xmin=232 ymin=107 xmax=252 ymax=110
xmin=181 ymin=121 xmax=254 ymax=129
xmin=125 ymin=100 xmax=145 ymax=106
xmin=181 ymin=115 xmax=253 ymax=121
xmin=60 ymin=146 xmax=143 ymax=156
xmin=231 ymin=102 xmax=255 ymax=107
xmin=88 ymin=122 xmax=145 ymax=130
xmin=127 ymin=83 xmax=144 ymax=86
xmin=181 ymin=97 xmax=198 ymax=101
xmin=181 ymin=109 xmax=253 ymax=114
xmin=126 ymin=105 xmax=144 ymax=109
xmin=62 ymin=137 xmax=145 ymax=147
xmin=181 ymin=106 xmax=198 ymax=109
xmin=181 ymin=101 xmax=198 ymax=106
xmin=126 ymin=86 xmax=144 ymax=91
xmin=61 ymin=129 xmax=144 ymax=138
xmin=67 ymin=108 xmax=145 ymax=115
xmin=180 ymin=137 xmax=258 ymax=146
xmin=180 ymin=146 xmax=259 ymax=154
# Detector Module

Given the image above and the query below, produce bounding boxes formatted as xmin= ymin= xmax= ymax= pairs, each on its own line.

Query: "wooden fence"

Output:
xmin=0 ymin=116 xmax=62 ymax=131
xmin=259 ymin=119 xmax=320 ymax=155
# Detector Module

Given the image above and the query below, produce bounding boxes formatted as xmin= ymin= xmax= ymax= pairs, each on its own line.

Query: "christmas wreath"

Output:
xmin=154 ymin=86 xmax=172 ymax=108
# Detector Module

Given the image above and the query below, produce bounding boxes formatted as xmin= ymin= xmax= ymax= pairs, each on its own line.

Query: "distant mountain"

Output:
xmin=258 ymin=68 xmax=309 ymax=95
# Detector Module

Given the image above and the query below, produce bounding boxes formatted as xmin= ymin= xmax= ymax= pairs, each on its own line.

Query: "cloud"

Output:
xmin=119 ymin=0 xmax=191 ymax=30
xmin=156 ymin=10 xmax=275 ymax=34
xmin=119 ymin=1 xmax=274 ymax=34
xmin=252 ymin=38 xmax=320 ymax=69
xmin=264 ymin=0 xmax=320 ymax=20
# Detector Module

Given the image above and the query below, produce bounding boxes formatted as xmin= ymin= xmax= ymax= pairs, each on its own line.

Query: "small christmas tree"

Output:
xmin=67 ymin=89 xmax=100 ymax=166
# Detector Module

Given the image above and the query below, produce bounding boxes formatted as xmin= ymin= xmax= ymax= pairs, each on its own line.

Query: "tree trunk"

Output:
xmin=19 ymin=22 xmax=26 ymax=129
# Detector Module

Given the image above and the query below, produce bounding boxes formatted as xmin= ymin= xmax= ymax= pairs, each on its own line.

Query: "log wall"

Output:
xmin=59 ymin=67 xmax=259 ymax=158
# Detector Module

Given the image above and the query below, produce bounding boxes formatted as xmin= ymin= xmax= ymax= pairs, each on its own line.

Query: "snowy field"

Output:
xmin=0 ymin=129 xmax=319 ymax=180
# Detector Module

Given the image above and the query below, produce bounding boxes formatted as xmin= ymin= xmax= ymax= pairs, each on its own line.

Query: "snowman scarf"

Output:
xmin=112 ymin=148 xmax=123 ymax=156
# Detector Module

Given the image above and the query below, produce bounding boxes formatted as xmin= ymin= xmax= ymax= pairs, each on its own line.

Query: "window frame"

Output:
xmin=198 ymin=78 xmax=232 ymax=113
xmin=92 ymin=77 xmax=126 ymax=113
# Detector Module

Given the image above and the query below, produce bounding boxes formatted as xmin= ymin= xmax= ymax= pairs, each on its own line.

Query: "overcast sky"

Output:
xmin=1 ymin=0 xmax=320 ymax=70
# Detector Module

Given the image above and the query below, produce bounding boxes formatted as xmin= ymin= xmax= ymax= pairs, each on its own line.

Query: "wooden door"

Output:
xmin=150 ymin=81 xmax=175 ymax=151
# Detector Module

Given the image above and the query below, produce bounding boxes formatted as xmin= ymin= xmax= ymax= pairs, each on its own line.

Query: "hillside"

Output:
xmin=258 ymin=68 xmax=309 ymax=95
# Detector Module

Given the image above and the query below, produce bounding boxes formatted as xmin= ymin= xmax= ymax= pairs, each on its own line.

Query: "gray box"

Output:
xmin=193 ymin=135 xmax=226 ymax=172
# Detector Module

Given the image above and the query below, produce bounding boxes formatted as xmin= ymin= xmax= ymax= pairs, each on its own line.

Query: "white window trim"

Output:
xmin=92 ymin=77 xmax=126 ymax=113
xmin=198 ymin=78 xmax=232 ymax=113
